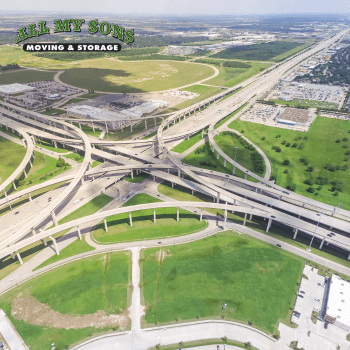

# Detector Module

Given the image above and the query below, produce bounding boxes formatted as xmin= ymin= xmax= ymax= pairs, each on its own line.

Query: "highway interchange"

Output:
xmin=0 ymin=28 xmax=349 ymax=350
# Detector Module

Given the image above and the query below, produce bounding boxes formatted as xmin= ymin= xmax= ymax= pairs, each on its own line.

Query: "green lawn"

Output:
xmin=62 ymin=98 xmax=85 ymax=106
xmin=91 ymin=158 xmax=104 ymax=168
xmin=55 ymin=193 xmax=113 ymax=227
xmin=92 ymin=193 xmax=207 ymax=244
xmin=36 ymin=139 xmax=69 ymax=153
xmin=204 ymin=62 xmax=269 ymax=88
xmin=214 ymin=103 xmax=247 ymax=129
xmin=269 ymin=98 xmax=338 ymax=109
xmin=40 ymin=108 xmax=66 ymax=116
xmin=73 ymin=122 xmax=103 ymax=138
xmin=172 ymin=129 xmax=206 ymax=154
xmin=64 ymin=152 xmax=84 ymax=163
xmin=182 ymin=133 xmax=264 ymax=181
xmin=35 ymin=236 xmax=95 ymax=270
xmin=3 ymin=150 xmax=71 ymax=192
xmin=141 ymin=230 xmax=303 ymax=334
xmin=157 ymin=181 xmax=350 ymax=272
xmin=0 ymin=136 xmax=26 ymax=186
xmin=0 ymin=252 xmax=131 ymax=350
xmin=229 ymin=116 xmax=350 ymax=209
xmin=123 ymin=171 xmax=149 ymax=183
xmin=79 ymin=92 xmax=105 ymax=99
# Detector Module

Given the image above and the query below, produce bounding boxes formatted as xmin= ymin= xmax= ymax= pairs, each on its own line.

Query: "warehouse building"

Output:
xmin=0 ymin=83 xmax=35 ymax=95
xmin=324 ymin=275 xmax=350 ymax=331
xmin=275 ymin=107 xmax=311 ymax=126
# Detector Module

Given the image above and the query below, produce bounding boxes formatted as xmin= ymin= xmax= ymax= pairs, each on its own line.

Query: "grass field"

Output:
xmin=269 ymin=98 xmax=339 ymax=109
xmin=40 ymin=108 xmax=66 ymax=116
xmin=92 ymin=193 xmax=207 ymax=244
xmin=0 ymin=46 xmax=24 ymax=65
xmin=204 ymin=61 xmax=270 ymax=87
xmin=123 ymin=171 xmax=149 ymax=183
xmin=0 ymin=136 xmax=26 ymax=186
xmin=182 ymin=132 xmax=264 ymax=181
xmin=8 ymin=150 xmax=71 ymax=192
xmin=73 ymin=122 xmax=103 ymax=138
xmin=211 ymin=40 xmax=314 ymax=62
xmin=0 ymin=252 xmax=131 ymax=350
xmin=229 ymin=116 xmax=350 ymax=209
xmin=35 ymin=236 xmax=95 ymax=270
xmin=36 ymin=139 xmax=69 ymax=153
xmin=172 ymin=129 xmax=206 ymax=154
xmin=141 ymin=230 xmax=303 ymax=334
xmin=0 ymin=69 xmax=56 ymax=84
xmin=64 ymin=152 xmax=84 ymax=163
xmin=38 ymin=58 xmax=216 ymax=93
xmin=158 ymin=181 xmax=350 ymax=272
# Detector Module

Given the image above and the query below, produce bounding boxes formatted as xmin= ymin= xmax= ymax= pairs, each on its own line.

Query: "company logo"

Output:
xmin=16 ymin=19 xmax=134 ymax=52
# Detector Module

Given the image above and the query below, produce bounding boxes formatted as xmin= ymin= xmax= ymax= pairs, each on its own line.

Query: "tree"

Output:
xmin=284 ymin=169 xmax=288 ymax=173
xmin=298 ymin=143 xmax=305 ymax=150
xmin=304 ymin=179 xmax=314 ymax=186
xmin=292 ymin=143 xmax=298 ymax=148
xmin=261 ymin=136 xmax=265 ymax=140
xmin=287 ymin=184 xmax=296 ymax=191
xmin=306 ymin=166 xmax=314 ymax=172
xmin=56 ymin=157 xmax=66 ymax=167
xmin=331 ymin=180 xmax=344 ymax=192
xmin=307 ymin=187 xmax=315 ymax=193
xmin=283 ymin=160 xmax=290 ymax=166
xmin=286 ymin=142 xmax=291 ymax=147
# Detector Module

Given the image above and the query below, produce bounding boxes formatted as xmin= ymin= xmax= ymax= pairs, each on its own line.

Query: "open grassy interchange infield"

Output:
xmin=140 ymin=230 xmax=304 ymax=335
xmin=228 ymin=116 xmax=350 ymax=209
xmin=92 ymin=193 xmax=207 ymax=243
xmin=0 ymin=252 xmax=131 ymax=350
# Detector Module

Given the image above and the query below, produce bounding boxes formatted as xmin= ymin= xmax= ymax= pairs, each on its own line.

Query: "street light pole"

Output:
xmin=308 ymin=212 xmax=323 ymax=251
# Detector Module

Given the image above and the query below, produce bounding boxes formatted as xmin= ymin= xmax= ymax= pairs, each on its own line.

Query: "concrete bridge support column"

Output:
xmin=91 ymin=121 xmax=95 ymax=133
xmin=104 ymin=218 xmax=108 ymax=232
xmin=178 ymin=169 xmax=181 ymax=178
xmin=54 ymin=141 xmax=57 ymax=148
xmin=217 ymin=192 xmax=220 ymax=203
xmin=249 ymin=208 xmax=253 ymax=220
xmin=129 ymin=212 xmax=132 ymax=226
xmin=177 ymin=207 xmax=179 ymax=222
xmin=244 ymin=173 xmax=248 ymax=180
xmin=224 ymin=159 xmax=226 ymax=167
xmin=293 ymin=229 xmax=298 ymax=239
xmin=217 ymin=152 xmax=219 ymax=160
xmin=154 ymin=118 xmax=156 ymax=127
xmin=49 ymin=236 xmax=60 ymax=255
xmin=200 ymin=209 xmax=203 ymax=221
xmin=202 ymin=129 xmax=204 ymax=138
xmin=42 ymin=238 xmax=47 ymax=246
xmin=224 ymin=209 xmax=227 ymax=226
xmin=77 ymin=226 xmax=82 ymax=240
xmin=12 ymin=181 xmax=16 ymax=190
xmin=171 ymin=182 xmax=174 ymax=188
xmin=348 ymin=253 xmax=350 ymax=261
xmin=153 ymin=176 xmax=156 ymax=181
xmin=145 ymin=119 xmax=147 ymax=130
xmin=24 ymin=169 xmax=27 ymax=178
xmin=233 ymin=166 xmax=236 ymax=175
xmin=16 ymin=251 xmax=23 ymax=265
xmin=51 ymin=210 xmax=58 ymax=227
xmin=153 ymin=209 xmax=156 ymax=223
xmin=81 ymin=176 xmax=85 ymax=186
xmin=191 ymin=189 xmax=194 ymax=195
xmin=31 ymin=227 xmax=36 ymax=236
xmin=130 ymin=170 xmax=134 ymax=179
xmin=10 ymin=253 xmax=15 ymax=259
xmin=243 ymin=213 xmax=247 ymax=226
xmin=319 ymin=238 xmax=325 ymax=249
xmin=266 ymin=218 xmax=272 ymax=232
xmin=78 ymin=122 xmax=82 ymax=130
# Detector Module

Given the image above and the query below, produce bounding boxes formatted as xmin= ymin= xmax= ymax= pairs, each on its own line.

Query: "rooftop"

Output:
xmin=277 ymin=107 xmax=310 ymax=124
xmin=0 ymin=83 xmax=35 ymax=94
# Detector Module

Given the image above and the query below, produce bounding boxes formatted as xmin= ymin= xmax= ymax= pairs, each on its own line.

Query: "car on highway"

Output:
xmin=300 ymin=291 xmax=305 ymax=294
xmin=314 ymin=308 xmax=320 ymax=312
xmin=315 ymin=298 xmax=321 ymax=302
xmin=14 ymin=211 xmax=19 ymax=215
xmin=276 ymin=244 xmax=282 ymax=248
xmin=271 ymin=215 xmax=276 ymax=219
xmin=298 ymin=294 xmax=304 ymax=298
xmin=324 ymin=322 xmax=328 ymax=329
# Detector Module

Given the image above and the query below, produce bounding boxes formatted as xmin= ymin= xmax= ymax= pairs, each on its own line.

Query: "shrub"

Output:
xmin=304 ymin=179 xmax=314 ymax=186
xmin=56 ymin=157 xmax=66 ymax=167
xmin=287 ymin=184 xmax=296 ymax=191
xmin=292 ymin=143 xmax=298 ymax=148
xmin=272 ymin=146 xmax=281 ymax=152
xmin=241 ymin=130 xmax=244 ymax=133
xmin=317 ymin=186 xmax=323 ymax=191
xmin=342 ymin=164 xmax=349 ymax=171
xmin=299 ymin=158 xmax=308 ymax=165
xmin=334 ymin=191 xmax=339 ymax=196
xmin=283 ymin=169 xmax=288 ymax=174
xmin=335 ymin=139 xmax=341 ymax=143
xmin=331 ymin=180 xmax=344 ymax=192
xmin=281 ymin=140 xmax=286 ymax=145
xmin=261 ymin=136 xmax=265 ymax=140
xmin=343 ymin=137 xmax=349 ymax=142
xmin=324 ymin=163 xmax=335 ymax=172
xmin=303 ymin=136 xmax=309 ymax=140
xmin=275 ymin=134 xmax=281 ymax=138
xmin=306 ymin=166 xmax=314 ymax=172
xmin=307 ymin=187 xmax=315 ymax=193
xmin=270 ymin=175 xmax=277 ymax=181
xmin=283 ymin=160 xmax=290 ymax=166
xmin=298 ymin=143 xmax=305 ymax=150
xmin=285 ymin=143 xmax=291 ymax=147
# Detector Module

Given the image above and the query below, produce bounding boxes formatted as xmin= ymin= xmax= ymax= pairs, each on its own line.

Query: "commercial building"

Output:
xmin=275 ymin=107 xmax=311 ymax=126
xmin=324 ymin=275 xmax=350 ymax=331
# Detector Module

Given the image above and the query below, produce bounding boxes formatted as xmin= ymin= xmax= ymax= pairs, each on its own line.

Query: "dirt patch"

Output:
xmin=153 ymin=249 xmax=172 ymax=264
xmin=11 ymin=293 xmax=130 ymax=330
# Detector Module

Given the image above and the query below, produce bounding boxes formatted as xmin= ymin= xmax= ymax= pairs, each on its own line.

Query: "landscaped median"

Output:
xmin=91 ymin=193 xmax=207 ymax=244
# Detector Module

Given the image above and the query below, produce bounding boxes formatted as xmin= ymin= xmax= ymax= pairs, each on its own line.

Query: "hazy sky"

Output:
xmin=2 ymin=0 xmax=350 ymax=15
